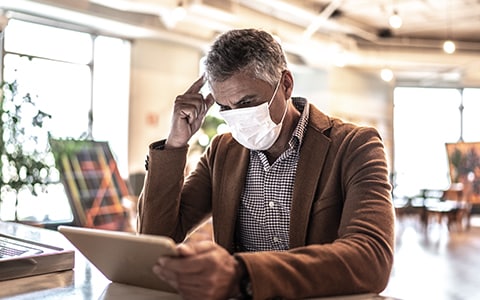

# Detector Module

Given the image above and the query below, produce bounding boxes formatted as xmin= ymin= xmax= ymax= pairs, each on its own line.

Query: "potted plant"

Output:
xmin=0 ymin=79 xmax=55 ymax=221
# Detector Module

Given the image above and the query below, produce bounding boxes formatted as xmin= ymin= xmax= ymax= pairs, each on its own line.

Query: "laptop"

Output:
xmin=0 ymin=236 xmax=45 ymax=259
xmin=0 ymin=233 xmax=75 ymax=281
xmin=58 ymin=225 xmax=179 ymax=293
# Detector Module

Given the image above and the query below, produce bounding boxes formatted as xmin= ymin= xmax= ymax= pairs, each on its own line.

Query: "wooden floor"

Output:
xmin=380 ymin=215 xmax=480 ymax=300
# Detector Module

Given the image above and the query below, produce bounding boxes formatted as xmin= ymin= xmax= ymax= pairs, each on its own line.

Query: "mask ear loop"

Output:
xmin=274 ymin=96 xmax=288 ymax=126
xmin=267 ymin=77 xmax=282 ymax=108
xmin=267 ymin=74 xmax=288 ymax=124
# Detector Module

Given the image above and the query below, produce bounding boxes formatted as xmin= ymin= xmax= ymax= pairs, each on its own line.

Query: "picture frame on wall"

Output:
xmin=445 ymin=142 xmax=480 ymax=203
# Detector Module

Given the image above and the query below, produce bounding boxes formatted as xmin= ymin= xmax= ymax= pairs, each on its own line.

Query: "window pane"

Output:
xmin=393 ymin=88 xmax=461 ymax=195
xmin=4 ymin=54 xmax=92 ymax=139
xmin=4 ymin=19 xmax=92 ymax=64
xmin=92 ymin=36 xmax=131 ymax=178
xmin=1 ymin=19 xmax=130 ymax=223
xmin=463 ymin=89 xmax=480 ymax=142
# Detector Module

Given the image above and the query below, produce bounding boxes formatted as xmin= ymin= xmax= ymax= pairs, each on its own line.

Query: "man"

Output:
xmin=137 ymin=28 xmax=394 ymax=300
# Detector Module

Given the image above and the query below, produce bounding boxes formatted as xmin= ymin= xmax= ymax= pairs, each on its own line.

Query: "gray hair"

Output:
xmin=204 ymin=29 xmax=287 ymax=87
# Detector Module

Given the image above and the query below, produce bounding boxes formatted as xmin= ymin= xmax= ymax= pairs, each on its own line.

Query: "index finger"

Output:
xmin=184 ymin=74 xmax=206 ymax=95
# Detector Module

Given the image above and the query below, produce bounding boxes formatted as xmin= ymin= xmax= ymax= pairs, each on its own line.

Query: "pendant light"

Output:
xmin=443 ymin=0 xmax=455 ymax=54
xmin=389 ymin=10 xmax=402 ymax=29
xmin=389 ymin=0 xmax=402 ymax=29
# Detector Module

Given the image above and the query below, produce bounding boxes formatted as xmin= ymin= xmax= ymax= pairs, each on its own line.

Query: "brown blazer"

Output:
xmin=138 ymin=103 xmax=394 ymax=299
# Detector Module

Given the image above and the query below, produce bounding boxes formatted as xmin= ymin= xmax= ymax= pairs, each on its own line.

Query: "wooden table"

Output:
xmin=0 ymin=222 xmax=397 ymax=300
xmin=0 ymin=221 xmax=179 ymax=299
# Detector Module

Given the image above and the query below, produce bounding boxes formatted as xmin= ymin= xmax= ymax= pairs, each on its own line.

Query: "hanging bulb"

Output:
xmin=443 ymin=40 xmax=456 ymax=54
xmin=172 ymin=1 xmax=186 ymax=22
xmin=381 ymin=68 xmax=394 ymax=82
xmin=443 ymin=0 xmax=455 ymax=54
xmin=161 ymin=1 xmax=186 ymax=29
xmin=389 ymin=10 xmax=402 ymax=29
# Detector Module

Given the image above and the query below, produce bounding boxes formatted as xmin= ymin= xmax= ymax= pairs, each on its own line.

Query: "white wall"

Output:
xmin=128 ymin=39 xmax=203 ymax=174
xmin=289 ymin=64 xmax=393 ymax=170
xmin=327 ymin=67 xmax=394 ymax=169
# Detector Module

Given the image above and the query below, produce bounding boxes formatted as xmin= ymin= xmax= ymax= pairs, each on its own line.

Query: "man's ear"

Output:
xmin=282 ymin=70 xmax=294 ymax=99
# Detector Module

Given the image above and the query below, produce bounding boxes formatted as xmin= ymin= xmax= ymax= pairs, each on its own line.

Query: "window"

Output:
xmin=463 ymin=89 xmax=480 ymax=142
xmin=1 ymin=19 xmax=130 ymax=222
xmin=393 ymin=87 xmax=480 ymax=197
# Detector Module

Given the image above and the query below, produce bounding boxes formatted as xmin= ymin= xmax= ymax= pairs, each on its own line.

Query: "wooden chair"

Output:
xmin=424 ymin=183 xmax=472 ymax=231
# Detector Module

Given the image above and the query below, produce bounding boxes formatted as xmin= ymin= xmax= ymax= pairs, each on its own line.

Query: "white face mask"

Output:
xmin=219 ymin=79 xmax=287 ymax=150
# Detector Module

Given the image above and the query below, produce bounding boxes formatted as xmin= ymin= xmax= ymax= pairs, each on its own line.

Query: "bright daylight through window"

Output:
xmin=0 ymin=19 xmax=130 ymax=222
xmin=393 ymin=87 xmax=480 ymax=198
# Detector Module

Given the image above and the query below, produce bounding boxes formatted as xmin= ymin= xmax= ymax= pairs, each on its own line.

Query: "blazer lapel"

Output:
xmin=289 ymin=108 xmax=332 ymax=248
xmin=212 ymin=142 xmax=249 ymax=252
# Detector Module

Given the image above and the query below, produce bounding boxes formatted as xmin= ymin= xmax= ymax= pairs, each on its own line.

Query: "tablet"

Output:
xmin=58 ymin=225 xmax=178 ymax=293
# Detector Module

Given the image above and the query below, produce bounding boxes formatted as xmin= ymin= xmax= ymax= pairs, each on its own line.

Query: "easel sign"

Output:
xmin=50 ymin=139 xmax=130 ymax=230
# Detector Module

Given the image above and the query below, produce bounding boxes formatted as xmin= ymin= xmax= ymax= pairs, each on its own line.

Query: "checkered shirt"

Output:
xmin=236 ymin=98 xmax=309 ymax=252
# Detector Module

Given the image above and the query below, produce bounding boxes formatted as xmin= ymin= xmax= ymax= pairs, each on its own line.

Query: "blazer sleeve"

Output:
xmin=136 ymin=140 xmax=213 ymax=242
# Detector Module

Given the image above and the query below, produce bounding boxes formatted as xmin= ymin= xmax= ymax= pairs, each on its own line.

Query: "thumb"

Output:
xmin=177 ymin=240 xmax=216 ymax=257
xmin=205 ymin=93 xmax=215 ymax=110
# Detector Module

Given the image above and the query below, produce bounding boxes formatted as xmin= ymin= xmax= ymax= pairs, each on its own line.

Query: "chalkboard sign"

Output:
xmin=50 ymin=139 xmax=130 ymax=230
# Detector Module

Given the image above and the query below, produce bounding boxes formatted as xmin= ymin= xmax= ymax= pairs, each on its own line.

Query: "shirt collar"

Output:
xmin=288 ymin=97 xmax=309 ymax=151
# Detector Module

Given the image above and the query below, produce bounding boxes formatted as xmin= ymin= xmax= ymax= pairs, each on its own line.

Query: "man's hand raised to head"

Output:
xmin=166 ymin=74 xmax=215 ymax=149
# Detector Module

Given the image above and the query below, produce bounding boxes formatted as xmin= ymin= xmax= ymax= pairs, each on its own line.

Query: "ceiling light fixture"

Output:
xmin=443 ymin=40 xmax=456 ymax=54
xmin=380 ymin=68 xmax=394 ymax=82
xmin=389 ymin=10 xmax=402 ymax=29
xmin=161 ymin=1 xmax=187 ymax=29
xmin=172 ymin=1 xmax=186 ymax=22
xmin=443 ymin=0 xmax=455 ymax=54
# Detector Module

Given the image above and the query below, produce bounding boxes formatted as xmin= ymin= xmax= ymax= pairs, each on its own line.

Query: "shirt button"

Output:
xmin=268 ymin=201 xmax=275 ymax=208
